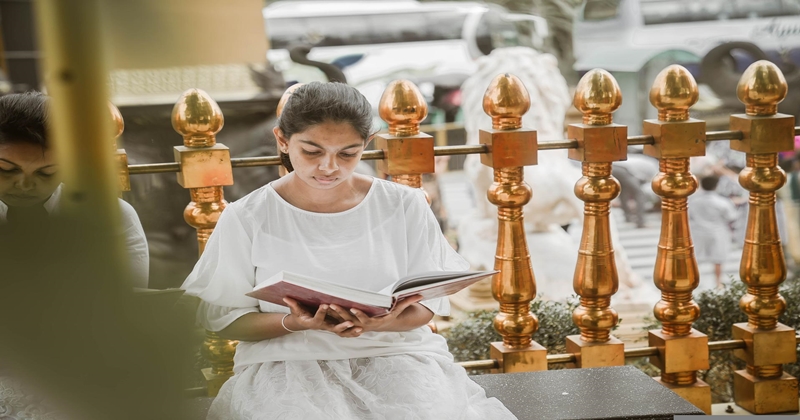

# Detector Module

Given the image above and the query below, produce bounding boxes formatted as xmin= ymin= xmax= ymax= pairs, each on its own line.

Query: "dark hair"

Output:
xmin=0 ymin=92 xmax=49 ymax=148
xmin=700 ymin=174 xmax=720 ymax=191
xmin=276 ymin=82 xmax=373 ymax=172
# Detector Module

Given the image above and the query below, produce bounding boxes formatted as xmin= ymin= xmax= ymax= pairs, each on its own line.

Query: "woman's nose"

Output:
xmin=319 ymin=155 xmax=338 ymax=172
xmin=14 ymin=175 xmax=36 ymax=192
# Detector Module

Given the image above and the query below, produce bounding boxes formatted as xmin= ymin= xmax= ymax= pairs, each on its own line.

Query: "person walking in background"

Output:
xmin=689 ymin=174 xmax=738 ymax=288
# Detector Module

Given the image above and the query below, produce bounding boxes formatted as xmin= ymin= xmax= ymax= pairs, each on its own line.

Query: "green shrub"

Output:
xmin=445 ymin=296 xmax=583 ymax=366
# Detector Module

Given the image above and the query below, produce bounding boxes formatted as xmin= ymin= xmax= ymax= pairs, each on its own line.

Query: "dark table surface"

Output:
xmin=470 ymin=365 xmax=705 ymax=420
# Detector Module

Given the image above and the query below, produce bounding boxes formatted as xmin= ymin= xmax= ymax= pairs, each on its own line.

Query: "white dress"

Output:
xmin=181 ymin=178 xmax=516 ymax=420
xmin=0 ymin=184 xmax=149 ymax=287
xmin=689 ymin=190 xmax=738 ymax=264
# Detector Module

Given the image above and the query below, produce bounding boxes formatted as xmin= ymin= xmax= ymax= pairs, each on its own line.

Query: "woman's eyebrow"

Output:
xmin=0 ymin=158 xmax=19 ymax=167
xmin=298 ymin=140 xmax=362 ymax=150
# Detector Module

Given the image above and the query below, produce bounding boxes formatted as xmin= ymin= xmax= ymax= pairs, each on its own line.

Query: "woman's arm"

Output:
xmin=217 ymin=299 xmax=361 ymax=341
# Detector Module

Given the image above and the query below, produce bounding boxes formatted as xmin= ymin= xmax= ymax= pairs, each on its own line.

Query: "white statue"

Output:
xmin=457 ymin=47 xmax=642 ymax=302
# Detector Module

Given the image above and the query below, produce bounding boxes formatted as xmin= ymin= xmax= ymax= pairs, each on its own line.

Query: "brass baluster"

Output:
xmin=565 ymin=69 xmax=627 ymax=367
xmin=109 ymin=102 xmax=131 ymax=195
xmin=481 ymin=74 xmax=546 ymax=372
xmin=643 ymin=65 xmax=711 ymax=414
xmin=729 ymin=60 xmax=799 ymax=414
xmin=172 ymin=88 xmax=237 ymax=397
xmin=376 ymin=80 xmax=434 ymax=197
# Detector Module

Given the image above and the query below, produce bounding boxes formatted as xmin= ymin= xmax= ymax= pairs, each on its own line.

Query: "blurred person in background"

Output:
xmin=689 ymin=174 xmax=738 ymax=288
xmin=0 ymin=92 xmax=149 ymax=288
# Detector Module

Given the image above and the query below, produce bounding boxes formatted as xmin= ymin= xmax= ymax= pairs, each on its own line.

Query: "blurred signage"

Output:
xmin=101 ymin=0 xmax=267 ymax=69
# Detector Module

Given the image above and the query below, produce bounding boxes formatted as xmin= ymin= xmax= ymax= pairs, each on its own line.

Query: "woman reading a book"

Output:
xmin=181 ymin=82 xmax=516 ymax=419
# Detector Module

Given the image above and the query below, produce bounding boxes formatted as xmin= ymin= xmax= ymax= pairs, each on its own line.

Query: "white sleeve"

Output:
xmin=118 ymin=199 xmax=150 ymax=288
xmin=181 ymin=205 xmax=260 ymax=310
xmin=404 ymin=190 xmax=470 ymax=316
xmin=196 ymin=301 xmax=260 ymax=332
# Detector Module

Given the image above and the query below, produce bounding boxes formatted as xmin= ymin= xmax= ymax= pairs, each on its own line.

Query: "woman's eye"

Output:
xmin=301 ymin=150 xmax=321 ymax=156
xmin=0 ymin=168 xmax=19 ymax=174
xmin=339 ymin=152 xmax=358 ymax=158
xmin=38 ymin=172 xmax=56 ymax=178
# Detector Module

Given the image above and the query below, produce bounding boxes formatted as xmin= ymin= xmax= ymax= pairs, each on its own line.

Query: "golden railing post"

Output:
xmin=376 ymin=80 xmax=434 ymax=197
xmin=481 ymin=74 xmax=546 ymax=372
xmin=729 ymin=60 xmax=799 ymax=414
xmin=642 ymin=65 xmax=711 ymax=414
xmin=172 ymin=88 xmax=237 ymax=397
xmin=565 ymin=69 xmax=627 ymax=367
xmin=109 ymin=102 xmax=131 ymax=195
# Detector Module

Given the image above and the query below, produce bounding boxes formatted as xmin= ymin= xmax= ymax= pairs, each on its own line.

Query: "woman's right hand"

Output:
xmin=283 ymin=298 xmax=363 ymax=337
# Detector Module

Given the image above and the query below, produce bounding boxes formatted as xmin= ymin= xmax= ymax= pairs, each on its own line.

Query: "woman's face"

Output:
xmin=0 ymin=142 xmax=60 ymax=207
xmin=274 ymin=121 xmax=368 ymax=190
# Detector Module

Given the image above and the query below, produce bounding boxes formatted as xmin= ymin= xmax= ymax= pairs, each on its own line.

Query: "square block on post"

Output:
xmin=374 ymin=132 xmax=434 ymax=176
xmin=642 ymin=118 xmax=706 ymax=159
xmin=565 ymin=335 xmax=625 ymax=368
xmin=202 ymin=367 xmax=232 ymax=397
xmin=116 ymin=149 xmax=131 ymax=192
xmin=648 ymin=329 xmax=709 ymax=373
xmin=729 ymin=113 xmax=795 ymax=154
xmin=174 ymin=144 xmax=234 ymax=189
xmin=490 ymin=341 xmax=547 ymax=373
xmin=567 ymin=123 xmax=628 ymax=163
xmin=479 ymin=128 xmax=537 ymax=169
xmin=734 ymin=369 xmax=799 ymax=414
xmin=654 ymin=376 xmax=712 ymax=414
xmin=732 ymin=323 xmax=798 ymax=366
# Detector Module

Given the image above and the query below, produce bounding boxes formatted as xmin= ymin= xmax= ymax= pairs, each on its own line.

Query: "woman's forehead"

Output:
xmin=0 ymin=142 xmax=56 ymax=167
xmin=292 ymin=121 xmax=364 ymax=144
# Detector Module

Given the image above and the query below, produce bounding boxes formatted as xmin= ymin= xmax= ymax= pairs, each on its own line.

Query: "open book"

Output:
xmin=246 ymin=270 xmax=498 ymax=317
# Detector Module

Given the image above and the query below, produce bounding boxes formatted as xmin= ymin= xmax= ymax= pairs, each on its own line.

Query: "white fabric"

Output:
xmin=182 ymin=178 xmax=515 ymax=419
xmin=0 ymin=184 xmax=150 ymax=288
xmin=209 ymin=354 xmax=515 ymax=420
xmin=689 ymin=190 xmax=738 ymax=264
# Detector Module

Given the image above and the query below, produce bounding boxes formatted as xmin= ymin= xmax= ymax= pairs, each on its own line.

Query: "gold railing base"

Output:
xmin=654 ymin=377 xmax=711 ymax=415
xmin=565 ymin=335 xmax=624 ymax=368
xmin=201 ymin=368 xmax=232 ymax=398
xmin=733 ymin=370 xmax=799 ymax=414
xmin=490 ymin=341 xmax=547 ymax=373
xmin=732 ymin=323 xmax=798 ymax=366
xmin=648 ymin=329 xmax=709 ymax=373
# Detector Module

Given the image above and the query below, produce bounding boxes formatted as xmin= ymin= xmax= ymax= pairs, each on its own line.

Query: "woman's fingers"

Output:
xmin=392 ymin=295 xmax=423 ymax=314
xmin=283 ymin=298 xmax=311 ymax=318
xmin=329 ymin=304 xmax=357 ymax=322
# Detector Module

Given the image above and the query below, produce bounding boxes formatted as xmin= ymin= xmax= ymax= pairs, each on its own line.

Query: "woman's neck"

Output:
xmin=274 ymin=173 xmax=372 ymax=213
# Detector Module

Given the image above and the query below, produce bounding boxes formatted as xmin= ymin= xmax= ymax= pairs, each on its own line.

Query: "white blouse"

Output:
xmin=181 ymin=178 xmax=470 ymax=370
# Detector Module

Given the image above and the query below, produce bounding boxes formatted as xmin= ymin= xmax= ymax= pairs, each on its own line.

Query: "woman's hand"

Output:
xmin=283 ymin=298 xmax=363 ymax=337
xmin=329 ymin=295 xmax=427 ymax=336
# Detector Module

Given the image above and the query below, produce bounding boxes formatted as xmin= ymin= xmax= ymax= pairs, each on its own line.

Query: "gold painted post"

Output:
xmin=729 ymin=60 xmax=799 ymax=414
xmin=642 ymin=65 xmax=711 ymax=414
xmin=565 ymin=69 xmax=627 ymax=367
xmin=172 ymin=89 xmax=237 ymax=397
xmin=376 ymin=80 xmax=435 ymax=196
xmin=481 ymin=74 xmax=546 ymax=372
xmin=109 ymin=102 xmax=131 ymax=194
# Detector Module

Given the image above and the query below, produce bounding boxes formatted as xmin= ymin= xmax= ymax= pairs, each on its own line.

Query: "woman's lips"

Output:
xmin=314 ymin=176 xmax=336 ymax=184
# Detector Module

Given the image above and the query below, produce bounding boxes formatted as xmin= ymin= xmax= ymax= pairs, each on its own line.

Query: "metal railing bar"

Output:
xmin=123 ymin=127 xmax=800 ymax=176
xmin=459 ymin=359 xmax=500 ymax=370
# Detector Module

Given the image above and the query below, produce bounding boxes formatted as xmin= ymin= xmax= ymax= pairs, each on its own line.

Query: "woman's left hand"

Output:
xmin=329 ymin=294 xmax=425 ymax=335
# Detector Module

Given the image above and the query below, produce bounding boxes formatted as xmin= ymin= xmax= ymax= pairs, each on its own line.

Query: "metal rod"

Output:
xmin=458 ymin=359 xmax=500 ymax=370
xmin=122 ymin=127 xmax=800 ymax=176
xmin=455 ymin=335 xmax=800 ymax=372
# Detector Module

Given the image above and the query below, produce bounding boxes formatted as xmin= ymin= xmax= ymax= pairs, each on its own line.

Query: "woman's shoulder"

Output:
xmin=370 ymin=178 xmax=427 ymax=207
xmin=224 ymin=184 xmax=275 ymax=219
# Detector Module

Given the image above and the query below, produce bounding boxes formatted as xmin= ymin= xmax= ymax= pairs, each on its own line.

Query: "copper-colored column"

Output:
xmin=376 ymin=80 xmax=434 ymax=197
xmin=481 ymin=74 xmax=547 ymax=372
xmin=642 ymin=65 xmax=711 ymax=413
xmin=565 ymin=69 xmax=627 ymax=367
xmin=172 ymin=89 xmax=237 ymax=397
xmin=729 ymin=61 xmax=798 ymax=414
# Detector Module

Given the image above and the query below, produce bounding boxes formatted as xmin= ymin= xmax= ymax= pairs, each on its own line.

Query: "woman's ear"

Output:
xmin=273 ymin=127 xmax=289 ymax=154
xmin=365 ymin=134 xmax=374 ymax=149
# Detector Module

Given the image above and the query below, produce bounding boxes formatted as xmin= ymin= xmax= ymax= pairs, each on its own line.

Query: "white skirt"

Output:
xmin=208 ymin=353 xmax=517 ymax=420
